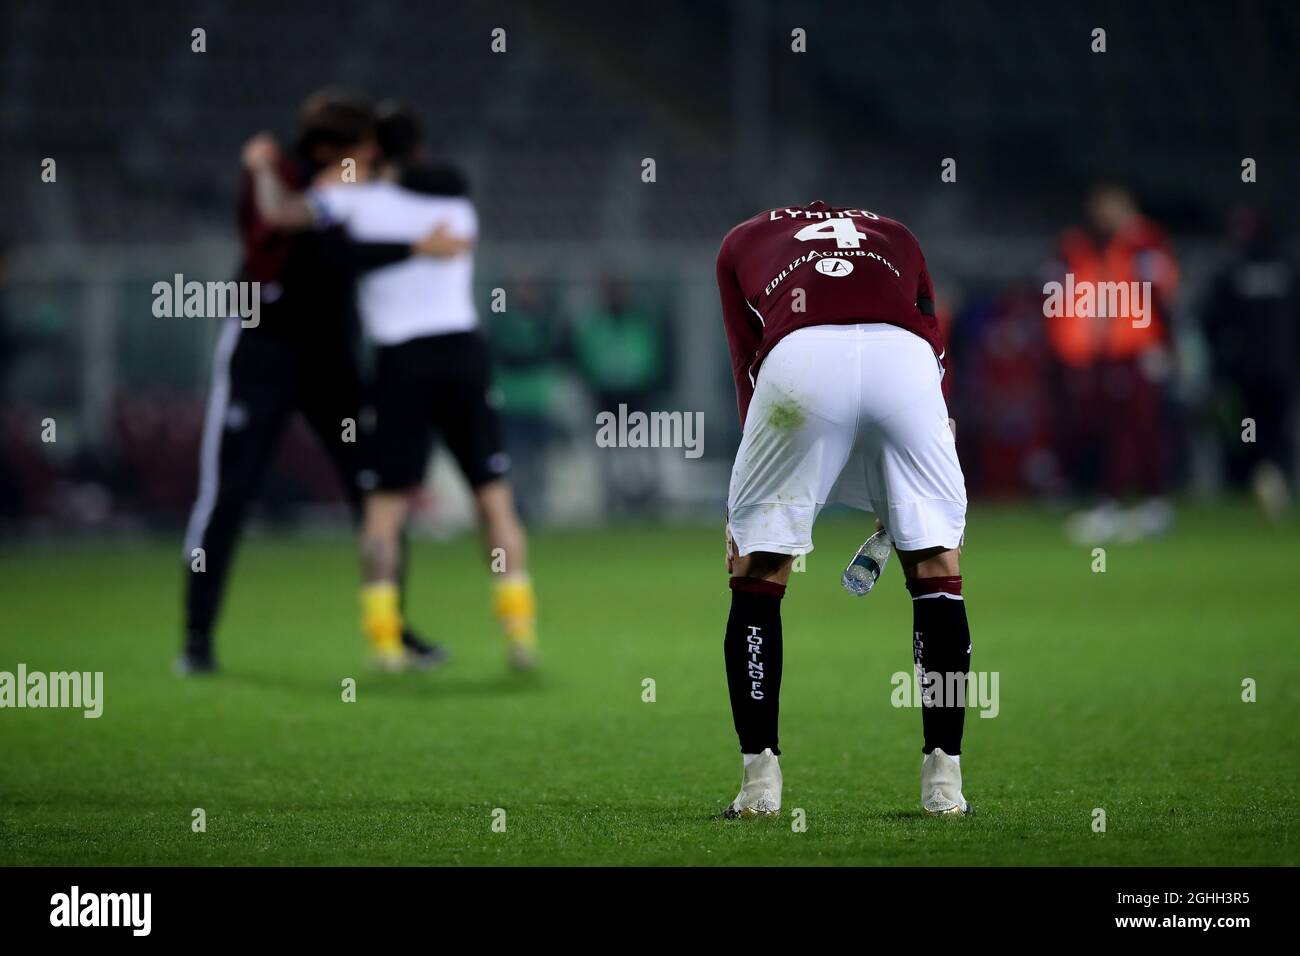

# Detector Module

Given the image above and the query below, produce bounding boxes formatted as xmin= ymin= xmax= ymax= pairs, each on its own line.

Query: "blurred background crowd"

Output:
xmin=1 ymin=0 xmax=1296 ymax=540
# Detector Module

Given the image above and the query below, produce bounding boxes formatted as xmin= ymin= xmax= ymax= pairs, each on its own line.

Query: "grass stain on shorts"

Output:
xmin=768 ymin=395 xmax=807 ymax=433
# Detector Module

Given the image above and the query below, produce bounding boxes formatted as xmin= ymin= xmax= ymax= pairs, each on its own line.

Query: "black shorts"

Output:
xmin=368 ymin=331 xmax=510 ymax=491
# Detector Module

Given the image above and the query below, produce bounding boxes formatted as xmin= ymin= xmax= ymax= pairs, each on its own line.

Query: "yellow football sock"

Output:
xmin=360 ymin=581 xmax=403 ymax=655
xmin=493 ymin=573 xmax=537 ymax=648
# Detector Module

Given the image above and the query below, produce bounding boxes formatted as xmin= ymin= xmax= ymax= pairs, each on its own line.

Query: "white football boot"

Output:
xmin=921 ymin=748 xmax=972 ymax=816
xmin=723 ymin=748 xmax=783 ymax=819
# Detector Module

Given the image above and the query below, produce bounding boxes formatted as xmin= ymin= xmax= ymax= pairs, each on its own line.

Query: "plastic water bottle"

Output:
xmin=841 ymin=528 xmax=893 ymax=596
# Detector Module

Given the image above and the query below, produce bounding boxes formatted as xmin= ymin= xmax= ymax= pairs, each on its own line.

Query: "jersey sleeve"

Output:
xmin=716 ymin=238 xmax=763 ymax=424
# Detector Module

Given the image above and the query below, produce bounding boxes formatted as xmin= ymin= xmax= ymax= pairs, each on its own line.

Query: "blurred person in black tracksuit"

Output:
xmin=1200 ymin=206 xmax=1298 ymax=520
xmin=179 ymin=89 xmax=448 ymax=674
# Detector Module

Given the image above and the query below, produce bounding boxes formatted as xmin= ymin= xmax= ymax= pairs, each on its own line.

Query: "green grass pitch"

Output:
xmin=1 ymin=503 xmax=1296 ymax=866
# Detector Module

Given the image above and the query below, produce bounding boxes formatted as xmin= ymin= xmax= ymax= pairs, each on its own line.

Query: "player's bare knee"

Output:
xmin=732 ymin=550 xmax=795 ymax=585
xmin=478 ymin=480 xmax=525 ymax=526
xmin=475 ymin=478 xmax=520 ymax=524
xmin=364 ymin=492 xmax=408 ymax=531
xmin=897 ymin=546 xmax=960 ymax=579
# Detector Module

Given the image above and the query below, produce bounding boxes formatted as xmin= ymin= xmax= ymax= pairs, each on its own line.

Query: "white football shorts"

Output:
xmin=727 ymin=323 xmax=967 ymax=556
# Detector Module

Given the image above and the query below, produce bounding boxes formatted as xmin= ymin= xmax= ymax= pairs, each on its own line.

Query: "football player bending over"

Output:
xmin=716 ymin=201 xmax=973 ymax=817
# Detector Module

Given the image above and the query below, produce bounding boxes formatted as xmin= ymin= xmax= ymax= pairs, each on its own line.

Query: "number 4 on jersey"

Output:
xmin=794 ymin=219 xmax=868 ymax=249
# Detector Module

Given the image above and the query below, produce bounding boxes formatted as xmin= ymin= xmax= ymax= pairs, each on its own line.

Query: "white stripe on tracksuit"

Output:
xmin=183 ymin=317 xmax=242 ymax=559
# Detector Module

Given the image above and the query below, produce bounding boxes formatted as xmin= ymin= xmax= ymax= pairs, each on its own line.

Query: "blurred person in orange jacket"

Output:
xmin=1045 ymin=182 xmax=1180 ymax=543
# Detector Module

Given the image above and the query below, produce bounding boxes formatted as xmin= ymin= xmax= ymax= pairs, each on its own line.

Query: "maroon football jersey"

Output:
xmin=716 ymin=201 xmax=944 ymax=423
